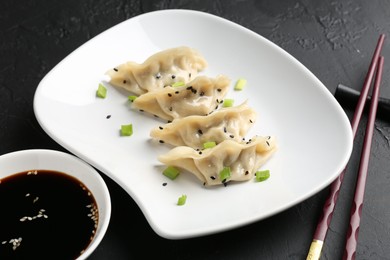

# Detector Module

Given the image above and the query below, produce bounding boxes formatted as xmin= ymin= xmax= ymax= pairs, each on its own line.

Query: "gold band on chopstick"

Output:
xmin=306 ymin=239 xmax=324 ymax=260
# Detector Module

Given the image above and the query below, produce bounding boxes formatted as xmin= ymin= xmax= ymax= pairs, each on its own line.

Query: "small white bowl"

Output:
xmin=0 ymin=149 xmax=111 ymax=259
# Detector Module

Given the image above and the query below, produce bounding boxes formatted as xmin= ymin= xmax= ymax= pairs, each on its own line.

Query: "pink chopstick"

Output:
xmin=306 ymin=34 xmax=386 ymax=260
xmin=343 ymin=56 xmax=384 ymax=260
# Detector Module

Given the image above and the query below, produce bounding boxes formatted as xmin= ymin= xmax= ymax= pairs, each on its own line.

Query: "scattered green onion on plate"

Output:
xmin=255 ymin=170 xmax=270 ymax=182
xmin=96 ymin=83 xmax=107 ymax=98
xmin=163 ymin=166 xmax=180 ymax=180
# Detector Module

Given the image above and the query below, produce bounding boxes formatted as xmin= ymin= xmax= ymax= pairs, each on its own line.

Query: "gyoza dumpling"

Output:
xmin=132 ymin=75 xmax=230 ymax=121
xmin=150 ymin=101 xmax=256 ymax=149
xmin=106 ymin=47 xmax=208 ymax=95
xmin=158 ymin=136 xmax=277 ymax=186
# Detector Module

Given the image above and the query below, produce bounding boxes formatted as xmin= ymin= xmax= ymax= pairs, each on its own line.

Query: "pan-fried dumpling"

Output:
xmin=106 ymin=47 xmax=208 ymax=95
xmin=132 ymin=75 xmax=230 ymax=121
xmin=158 ymin=136 xmax=277 ymax=186
xmin=150 ymin=102 xmax=256 ymax=149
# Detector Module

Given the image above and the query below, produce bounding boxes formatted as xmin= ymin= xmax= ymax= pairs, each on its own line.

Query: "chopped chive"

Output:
xmin=96 ymin=83 xmax=107 ymax=98
xmin=128 ymin=95 xmax=137 ymax=102
xmin=234 ymin=78 xmax=247 ymax=91
xmin=203 ymin=141 xmax=216 ymax=149
xmin=120 ymin=124 xmax=133 ymax=136
xmin=219 ymin=167 xmax=231 ymax=182
xmin=177 ymin=194 xmax=187 ymax=206
xmin=255 ymin=170 xmax=270 ymax=182
xmin=163 ymin=166 xmax=180 ymax=180
xmin=222 ymin=99 xmax=234 ymax=107
xmin=172 ymin=81 xmax=185 ymax=87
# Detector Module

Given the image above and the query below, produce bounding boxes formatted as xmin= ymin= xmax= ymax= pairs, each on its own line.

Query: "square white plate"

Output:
xmin=34 ymin=9 xmax=353 ymax=239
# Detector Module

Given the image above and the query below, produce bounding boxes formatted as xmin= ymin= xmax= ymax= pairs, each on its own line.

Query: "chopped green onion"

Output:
xmin=128 ymin=95 xmax=137 ymax=102
xmin=255 ymin=170 xmax=270 ymax=182
xmin=163 ymin=166 xmax=180 ymax=180
xmin=223 ymin=99 xmax=234 ymax=108
xmin=219 ymin=166 xmax=231 ymax=182
xmin=96 ymin=83 xmax=107 ymax=98
xmin=177 ymin=194 xmax=187 ymax=206
xmin=203 ymin=141 xmax=216 ymax=149
xmin=120 ymin=124 xmax=133 ymax=136
xmin=234 ymin=78 xmax=247 ymax=91
xmin=172 ymin=81 xmax=185 ymax=87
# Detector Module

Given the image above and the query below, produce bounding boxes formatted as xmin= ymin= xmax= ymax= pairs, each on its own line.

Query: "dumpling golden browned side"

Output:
xmin=158 ymin=136 xmax=277 ymax=186
xmin=106 ymin=46 xmax=208 ymax=95
xmin=150 ymin=101 xmax=256 ymax=149
xmin=132 ymin=75 xmax=230 ymax=121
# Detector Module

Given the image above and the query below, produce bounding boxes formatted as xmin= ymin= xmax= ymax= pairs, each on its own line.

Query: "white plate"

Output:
xmin=33 ymin=10 xmax=353 ymax=239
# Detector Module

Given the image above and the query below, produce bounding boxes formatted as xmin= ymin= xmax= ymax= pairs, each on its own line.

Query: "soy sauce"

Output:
xmin=0 ymin=170 xmax=98 ymax=260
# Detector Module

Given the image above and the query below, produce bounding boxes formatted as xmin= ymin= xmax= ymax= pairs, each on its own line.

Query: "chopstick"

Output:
xmin=343 ymin=55 xmax=384 ymax=260
xmin=306 ymin=34 xmax=385 ymax=260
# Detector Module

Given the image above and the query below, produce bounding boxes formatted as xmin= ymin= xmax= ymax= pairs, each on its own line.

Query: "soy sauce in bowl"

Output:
xmin=0 ymin=169 xmax=98 ymax=260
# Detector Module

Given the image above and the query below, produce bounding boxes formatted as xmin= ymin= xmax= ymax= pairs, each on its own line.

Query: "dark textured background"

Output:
xmin=1 ymin=1 xmax=389 ymax=259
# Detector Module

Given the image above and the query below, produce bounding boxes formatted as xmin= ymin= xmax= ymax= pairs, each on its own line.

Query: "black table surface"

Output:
xmin=1 ymin=1 xmax=390 ymax=259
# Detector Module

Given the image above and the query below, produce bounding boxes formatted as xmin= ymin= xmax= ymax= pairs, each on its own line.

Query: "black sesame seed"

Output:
xmin=199 ymin=151 xmax=203 ymax=155
xmin=162 ymin=182 xmax=167 ymax=186
xmin=223 ymin=182 xmax=228 ymax=187
xmin=217 ymin=88 xmax=222 ymax=92
xmin=191 ymin=89 xmax=197 ymax=94
xmin=222 ymin=178 xmax=227 ymax=183
xmin=196 ymin=148 xmax=200 ymax=151
xmin=113 ymin=68 xmax=118 ymax=72
xmin=154 ymin=115 xmax=159 ymax=118
xmin=168 ymin=93 xmax=172 ymax=97
xmin=200 ymin=91 xmax=205 ymax=96
xmin=249 ymin=119 xmax=253 ymax=123
xmin=266 ymin=141 xmax=270 ymax=146
xmin=139 ymin=109 xmax=144 ymax=112
xmin=210 ymin=176 xmax=216 ymax=180
xmin=223 ymin=127 xmax=227 ymax=133
xmin=215 ymin=105 xmax=219 ymax=110
xmin=203 ymin=182 xmax=206 ymax=186
xmin=245 ymin=171 xmax=249 ymax=175
xmin=169 ymin=107 xmax=173 ymax=111
xmin=123 ymin=80 xmax=127 ymax=84
xmin=229 ymin=134 xmax=234 ymax=138
xmin=106 ymin=115 xmax=111 ymax=119
xmin=159 ymin=126 xmax=163 ymax=130
xmin=156 ymin=73 xmax=161 ymax=79
xmin=267 ymin=136 xmax=271 ymax=139
xmin=198 ymin=129 xmax=203 ymax=135
xmin=171 ymin=75 xmax=176 ymax=79
xmin=186 ymin=86 xmax=193 ymax=90
xmin=216 ymin=99 xmax=219 ymax=103
xmin=189 ymin=73 xmax=192 ymax=78
xmin=167 ymin=120 xmax=172 ymax=123
xmin=175 ymin=91 xmax=179 ymax=94
xmin=159 ymin=140 xmax=165 ymax=143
